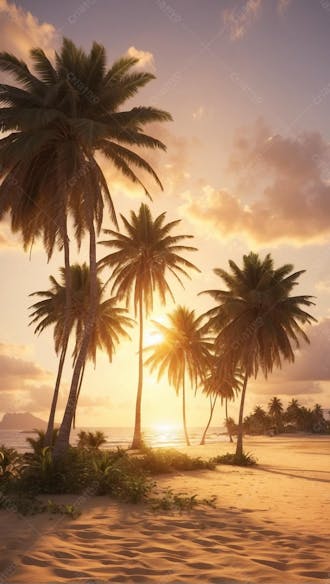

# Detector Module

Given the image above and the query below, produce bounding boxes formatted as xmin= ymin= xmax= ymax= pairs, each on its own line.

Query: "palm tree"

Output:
xmin=30 ymin=263 xmax=133 ymax=435
xmin=268 ymin=397 xmax=284 ymax=433
xmin=0 ymin=38 xmax=171 ymax=455
xmin=200 ymin=357 xmax=243 ymax=445
xmin=99 ymin=204 xmax=199 ymax=449
xmin=285 ymin=398 xmax=301 ymax=427
xmin=312 ymin=403 xmax=325 ymax=433
xmin=201 ymin=252 xmax=316 ymax=457
xmin=145 ymin=306 xmax=212 ymax=446
xmin=77 ymin=430 xmax=107 ymax=450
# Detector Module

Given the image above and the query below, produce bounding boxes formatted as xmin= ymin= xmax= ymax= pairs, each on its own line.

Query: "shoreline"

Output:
xmin=0 ymin=435 xmax=329 ymax=583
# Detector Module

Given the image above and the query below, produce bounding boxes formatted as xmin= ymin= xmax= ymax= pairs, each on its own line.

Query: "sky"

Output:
xmin=0 ymin=0 xmax=330 ymax=431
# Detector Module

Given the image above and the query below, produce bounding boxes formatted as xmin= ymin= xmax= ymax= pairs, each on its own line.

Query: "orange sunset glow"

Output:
xmin=0 ymin=2 xmax=329 ymax=582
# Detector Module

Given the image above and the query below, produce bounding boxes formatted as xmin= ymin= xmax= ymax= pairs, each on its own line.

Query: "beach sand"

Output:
xmin=0 ymin=435 xmax=329 ymax=583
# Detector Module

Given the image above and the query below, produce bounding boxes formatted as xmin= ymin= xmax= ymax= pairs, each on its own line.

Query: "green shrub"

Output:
xmin=211 ymin=451 xmax=257 ymax=466
xmin=150 ymin=489 xmax=217 ymax=512
xmin=139 ymin=447 xmax=216 ymax=474
xmin=77 ymin=430 xmax=107 ymax=450
xmin=0 ymin=446 xmax=23 ymax=484
xmin=26 ymin=429 xmax=58 ymax=454
xmin=0 ymin=492 xmax=80 ymax=517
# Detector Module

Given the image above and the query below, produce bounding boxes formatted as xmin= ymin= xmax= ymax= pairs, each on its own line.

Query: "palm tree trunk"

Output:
xmin=182 ymin=372 xmax=191 ymax=446
xmin=131 ymin=292 xmax=144 ymax=449
xmin=45 ymin=219 xmax=71 ymax=446
xmin=225 ymin=398 xmax=233 ymax=443
xmin=200 ymin=395 xmax=217 ymax=445
xmin=54 ymin=216 xmax=97 ymax=457
xmin=236 ymin=370 xmax=249 ymax=457
xmin=45 ymin=344 xmax=67 ymax=445
xmin=72 ymin=362 xmax=86 ymax=430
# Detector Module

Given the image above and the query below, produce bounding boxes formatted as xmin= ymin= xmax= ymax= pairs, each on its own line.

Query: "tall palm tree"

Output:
xmin=99 ymin=204 xmax=199 ymax=449
xmin=200 ymin=356 xmax=243 ymax=445
xmin=30 ymin=263 xmax=133 ymax=437
xmin=268 ymin=397 xmax=284 ymax=433
xmin=201 ymin=252 xmax=316 ymax=457
xmin=0 ymin=38 xmax=172 ymax=454
xmin=145 ymin=306 xmax=212 ymax=446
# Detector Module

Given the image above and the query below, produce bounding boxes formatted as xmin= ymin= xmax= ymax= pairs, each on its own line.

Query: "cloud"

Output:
xmin=278 ymin=0 xmax=292 ymax=15
xmin=183 ymin=120 xmax=330 ymax=245
xmin=248 ymin=319 xmax=330 ymax=401
xmin=252 ymin=380 xmax=322 ymax=396
xmin=0 ymin=353 xmax=52 ymax=391
xmin=0 ymin=341 xmax=56 ymax=414
xmin=99 ymin=123 xmax=193 ymax=202
xmin=126 ymin=46 xmax=155 ymax=71
xmin=0 ymin=0 xmax=56 ymax=64
xmin=223 ymin=0 xmax=262 ymax=40
xmin=284 ymin=319 xmax=330 ymax=382
xmin=223 ymin=0 xmax=292 ymax=40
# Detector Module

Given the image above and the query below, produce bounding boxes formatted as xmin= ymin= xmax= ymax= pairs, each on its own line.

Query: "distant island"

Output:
xmin=0 ymin=412 xmax=47 ymax=431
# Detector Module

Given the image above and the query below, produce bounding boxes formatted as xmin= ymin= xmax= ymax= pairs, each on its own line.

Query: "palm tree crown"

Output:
xmin=145 ymin=306 xmax=212 ymax=445
xmin=99 ymin=203 xmax=199 ymax=314
xmin=30 ymin=263 xmax=133 ymax=431
xmin=201 ymin=252 xmax=316 ymax=456
xmin=202 ymin=252 xmax=316 ymax=378
xmin=0 ymin=39 xmax=172 ymax=253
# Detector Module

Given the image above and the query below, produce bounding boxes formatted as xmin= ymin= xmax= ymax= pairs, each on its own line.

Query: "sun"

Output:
xmin=144 ymin=330 xmax=164 ymax=346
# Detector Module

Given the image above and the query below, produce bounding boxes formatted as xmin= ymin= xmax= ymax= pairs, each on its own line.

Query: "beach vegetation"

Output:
xmin=77 ymin=430 xmax=108 ymax=450
xmin=211 ymin=451 xmax=257 ymax=466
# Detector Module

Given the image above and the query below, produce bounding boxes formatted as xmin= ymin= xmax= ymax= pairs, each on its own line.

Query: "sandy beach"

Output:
xmin=0 ymin=435 xmax=329 ymax=583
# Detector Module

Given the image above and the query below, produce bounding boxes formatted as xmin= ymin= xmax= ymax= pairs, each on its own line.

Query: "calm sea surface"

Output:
xmin=0 ymin=426 xmax=227 ymax=453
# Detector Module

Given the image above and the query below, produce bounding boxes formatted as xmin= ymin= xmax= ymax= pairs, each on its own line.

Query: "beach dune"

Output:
xmin=0 ymin=435 xmax=329 ymax=583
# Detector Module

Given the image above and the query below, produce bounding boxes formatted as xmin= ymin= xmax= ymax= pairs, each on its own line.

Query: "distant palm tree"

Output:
xmin=200 ymin=357 xmax=243 ymax=445
xmin=285 ymin=398 xmax=301 ymax=426
xmin=0 ymin=38 xmax=172 ymax=455
xmin=268 ymin=397 xmax=284 ymax=433
xmin=201 ymin=252 xmax=316 ymax=457
xmin=77 ymin=430 xmax=107 ymax=450
xmin=145 ymin=306 xmax=212 ymax=446
xmin=99 ymin=204 xmax=199 ymax=449
xmin=30 ymin=263 xmax=133 ymax=436
xmin=312 ymin=403 xmax=325 ymax=432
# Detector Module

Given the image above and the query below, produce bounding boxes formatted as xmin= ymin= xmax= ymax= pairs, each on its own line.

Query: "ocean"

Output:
xmin=0 ymin=426 xmax=228 ymax=453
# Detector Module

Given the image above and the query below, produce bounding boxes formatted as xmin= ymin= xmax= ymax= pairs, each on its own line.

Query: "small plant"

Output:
xmin=150 ymin=489 xmax=217 ymax=512
xmin=211 ymin=452 xmax=257 ymax=466
xmin=77 ymin=430 xmax=107 ymax=450
xmin=26 ymin=428 xmax=58 ymax=454
xmin=46 ymin=500 xmax=81 ymax=518
xmin=0 ymin=446 xmax=23 ymax=483
xmin=0 ymin=492 xmax=80 ymax=517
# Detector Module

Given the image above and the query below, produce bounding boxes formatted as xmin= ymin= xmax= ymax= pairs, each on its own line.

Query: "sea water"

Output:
xmin=0 ymin=426 xmax=228 ymax=452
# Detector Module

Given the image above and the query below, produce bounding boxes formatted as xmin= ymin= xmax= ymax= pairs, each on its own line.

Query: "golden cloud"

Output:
xmin=183 ymin=121 xmax=330 ymax=245
xmin=126 ymin=46 xmax=155 ymax=71
xmin=0 ymin=0 xmax=56 ymax=64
